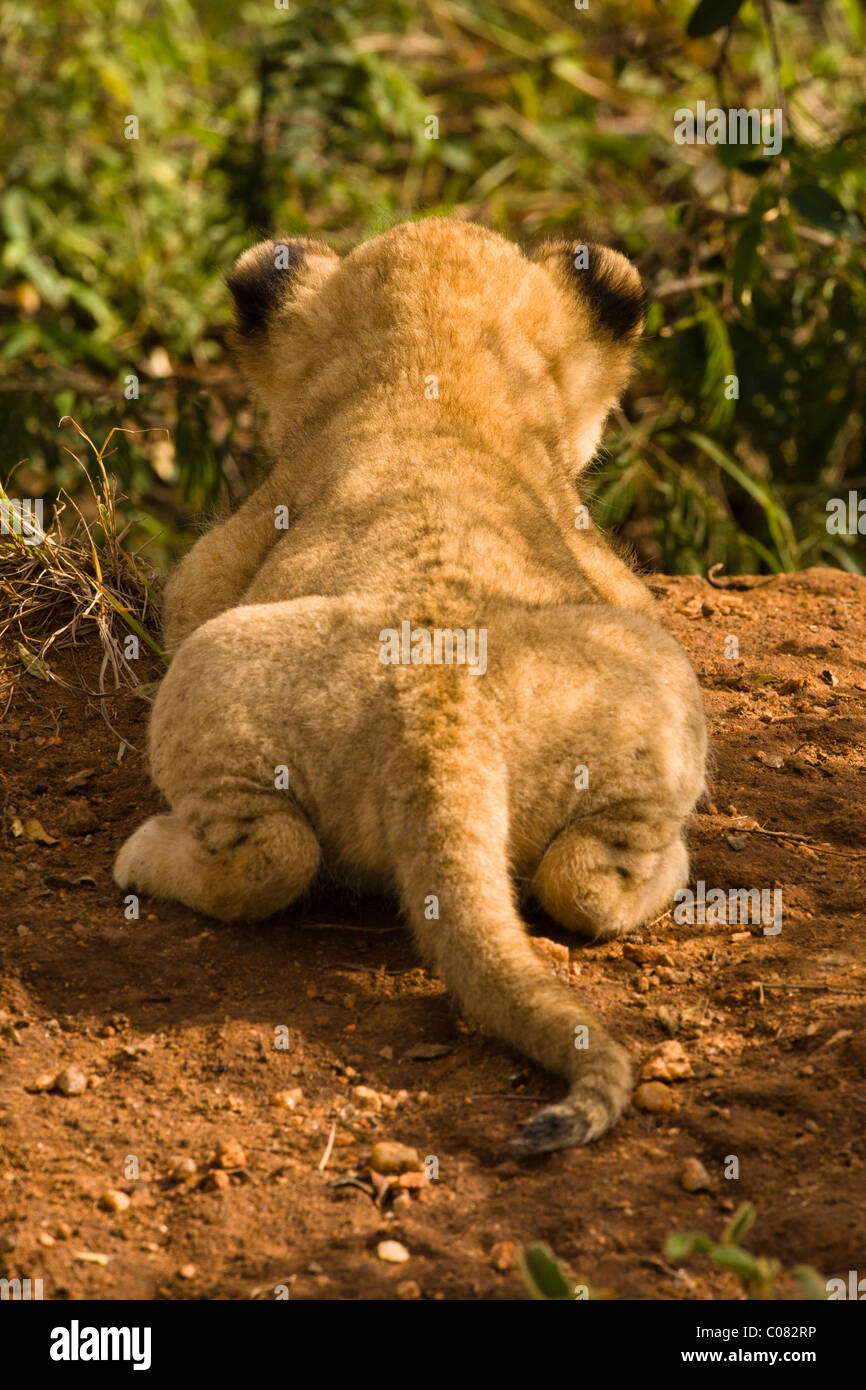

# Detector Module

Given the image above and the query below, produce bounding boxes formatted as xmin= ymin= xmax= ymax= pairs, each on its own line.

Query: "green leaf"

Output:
xmin=1 ymin=187 xmax=31 ymax=244
xmin=683 ymin=432 xmax=799 ymax=571
xmin=1 ymin=322 xmax=42 ymax=362
xmin=644 ymin=301 xmax=664 ymax=335
xmin=132 ymin=680 xmax=163 ymax=699
xmin=737 ymin=160 xmax=772 ymax=177
xmin=518 ymin=1243 xmax=573 ymax=1300
xmin=790 ymin=184 xmax=862 ymax=236
xmin=665 ymin=1231 xmax=714 ymax=1260
xmin=838 ymin=0 xmax=864 ymax=41
xmin=698 ymin=296 xmax=737 ymax=429
xmin=18 ymin=644 xmax=53 ymax=681
xmin=723 ymin=1200 xmax=757 ymax=1244
xmin=732 ymin=217 xmax=765 ymax=300
xmin=716 ymin=142 xmax=772 ymax=170
xmin=793 ymin=1266 xmax=829 ymax=1300
xmin=710 ymin=1244 xmax=764 ymax=1282
xmin=83 ymin=577 xmax=168 ymax=662
xmin=686 ymin=0 xmax=745 ymax=39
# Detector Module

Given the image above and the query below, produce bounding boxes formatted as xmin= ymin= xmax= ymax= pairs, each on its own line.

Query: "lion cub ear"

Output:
xmin=532 ymin=239 xmax=647 ymax=344
xmin=226 ymin=237 xmax=339 ymax=338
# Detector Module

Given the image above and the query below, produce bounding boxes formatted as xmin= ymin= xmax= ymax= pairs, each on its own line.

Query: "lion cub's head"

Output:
xmin=226 ymin=218 xmax=646 ymax=475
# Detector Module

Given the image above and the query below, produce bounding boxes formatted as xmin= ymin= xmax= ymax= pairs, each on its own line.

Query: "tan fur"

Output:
xmin=115 ymin=218 xmax=707 ymax=1153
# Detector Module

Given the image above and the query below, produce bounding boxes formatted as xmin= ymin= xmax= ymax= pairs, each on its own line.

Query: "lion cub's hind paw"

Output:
xmin=113 ymin=805 xmax=321 ymax=922
xmin=113 ymin=815 xmax=171 ymax=899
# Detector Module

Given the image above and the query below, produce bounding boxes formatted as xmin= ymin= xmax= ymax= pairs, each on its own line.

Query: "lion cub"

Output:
xmin=115 ymin=218 xmax=706 ymax=1154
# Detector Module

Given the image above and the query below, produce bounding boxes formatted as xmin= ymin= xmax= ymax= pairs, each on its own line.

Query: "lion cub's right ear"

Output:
xmin=226 ymin=237 xmax=340 ymax=338
xmin=532 ymin=239 xmax=647 ymax=346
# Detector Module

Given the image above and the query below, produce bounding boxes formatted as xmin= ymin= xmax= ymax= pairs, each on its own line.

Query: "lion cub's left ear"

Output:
xmin=226 ymin=236 xmax=340 ymax=338
xmin=532 ymin=239 xmax=647 ymax=344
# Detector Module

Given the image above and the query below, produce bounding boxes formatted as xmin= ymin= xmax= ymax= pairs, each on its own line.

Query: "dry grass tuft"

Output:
xmin=1 ymin=419 xmax=167 ymax=707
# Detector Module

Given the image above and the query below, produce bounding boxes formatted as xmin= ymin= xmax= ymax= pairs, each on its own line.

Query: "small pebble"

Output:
xmin=28 ymin=1071 xmax=57 ymax=1092
xmin=633 ymin=1081 xmax=678 ymax=1114
xmin=489 ymin=1240 xmax=516 ymax=1271
xmin=269 ymin=1089 xmax=303 ymax=1111
xmin=681 ymin=1157 xmax=712 ymax=1193
xmin=55 ymin=1067 xmax=87 ymax=1096
xmin=623 ymin=944 xmax=673 ymax=966
xmin=377 ymin=1240 xmax=410 ymax=1264
xmin=170 ymin=1157 xmax=198 ymax=1181
xmin=98 ymin=1190 xmax=131 ymax=1214
xmin=640 ymin=1041 xmax=693 ymax=1083
xmin=397 ymin=1279 xmax=421 ymax=1299
xmin=369 ymin=1142 xmax=421 ymax=1175
xmin=352 ymin=1085 xmax=383 ymax=1113
xmin=213 ymin=1139 xmax=246 ymax=1169
xmin=202 ymin=1169 xmax=231 ymax=1192
xmin=755 ymin=751 xmax=784 ymax=769
xmin=179 ymin=1263 xmax=196 ymax=1279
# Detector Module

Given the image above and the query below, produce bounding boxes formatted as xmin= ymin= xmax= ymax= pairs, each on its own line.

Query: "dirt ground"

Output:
xmin=1 ymin=567 xmax=865 ymax=1301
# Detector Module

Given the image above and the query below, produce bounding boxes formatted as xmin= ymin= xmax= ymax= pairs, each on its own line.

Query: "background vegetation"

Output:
xmin=2 ymin=0 xmax=864 ymax=575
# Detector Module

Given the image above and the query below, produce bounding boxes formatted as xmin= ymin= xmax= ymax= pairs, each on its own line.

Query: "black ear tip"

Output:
xmin=225 ymin=238 xmax=311 ymax=337
xmin=226 ymin=257 xmax=277 ymax=339
xmin=578 ymin=244 xmax=647 ymax=339
xmin=559 ymin=242 xmax=647 ymax=340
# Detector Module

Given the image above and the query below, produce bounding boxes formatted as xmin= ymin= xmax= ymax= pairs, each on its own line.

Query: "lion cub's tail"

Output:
xmin=390 ymin=740 xmax=632 ymax=1155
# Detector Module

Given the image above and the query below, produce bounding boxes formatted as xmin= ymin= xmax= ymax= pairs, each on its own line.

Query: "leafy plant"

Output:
xmin=665 ymin=1202 xmax=827 ymax=1300
xmin=518 ymin=1243 xmax=615 ymax=1301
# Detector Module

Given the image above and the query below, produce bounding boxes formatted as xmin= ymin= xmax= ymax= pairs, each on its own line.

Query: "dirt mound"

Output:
xmin=1 ymin=569 xmax=864 ymax=1300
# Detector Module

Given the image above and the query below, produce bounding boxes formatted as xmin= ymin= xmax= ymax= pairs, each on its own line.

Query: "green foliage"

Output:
xmin=518 ymin=1243 xmax=615 ymax=1300
xmin=519 ymin=1243 xmax=575 ymax=1300
xmin=2 ymin=0 xmax=865 ymax=572
xmin=665 ymin=1202 xmax=827 ymax=1300
xmin=520 ymin=1205 xmax=828 ymax=1301
xmin=687 ymin=0 xmax=746 ymax=40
